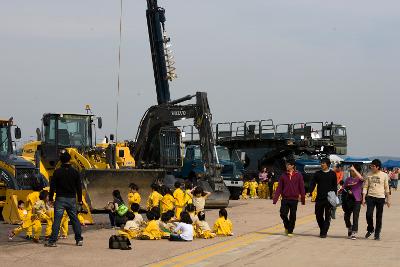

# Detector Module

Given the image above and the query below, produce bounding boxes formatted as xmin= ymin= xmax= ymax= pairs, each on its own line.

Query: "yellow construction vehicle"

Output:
xmin=1 ymin=118 xmax=48 ymax=224
xmin=22 ymin=113 xmax=164 ymax=217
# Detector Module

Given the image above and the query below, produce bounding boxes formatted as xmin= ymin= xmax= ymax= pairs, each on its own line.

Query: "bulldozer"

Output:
xmin=1 ymin=118 xmax=47 ymax=224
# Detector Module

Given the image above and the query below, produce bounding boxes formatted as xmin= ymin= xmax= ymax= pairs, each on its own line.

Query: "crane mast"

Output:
xmin=146 ymin=0 xmax=176 ymax=105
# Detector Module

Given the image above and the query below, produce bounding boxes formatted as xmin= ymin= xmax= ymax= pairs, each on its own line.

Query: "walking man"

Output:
xmin=310 ymin=157 xmax=337 ymax=238
xmin=45 ymin=150 xmax=84 ymax=247
xmin=363 ymin=159 xmax=390 ymax=241
xmin=273 ymin=159 xmax=305 ymax=237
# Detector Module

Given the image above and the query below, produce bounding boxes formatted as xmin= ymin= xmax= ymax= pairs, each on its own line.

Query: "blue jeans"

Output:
xmin=49 ymin=197 xmax=83 ymax=244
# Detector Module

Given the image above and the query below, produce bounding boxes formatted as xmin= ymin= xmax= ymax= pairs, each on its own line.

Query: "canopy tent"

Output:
xmin=343 ymin=157 xmax=371 ymax=163
xmin=382 ymin=160 xmax=400 ymax=169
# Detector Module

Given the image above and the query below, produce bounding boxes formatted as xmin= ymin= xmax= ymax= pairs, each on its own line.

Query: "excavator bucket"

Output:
xmin=83 ymin=169 xmax=166 ymax=211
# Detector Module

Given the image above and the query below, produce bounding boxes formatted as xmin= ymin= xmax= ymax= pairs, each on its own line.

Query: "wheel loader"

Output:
xmin=1 ymin=118 xmax=48 ymax=224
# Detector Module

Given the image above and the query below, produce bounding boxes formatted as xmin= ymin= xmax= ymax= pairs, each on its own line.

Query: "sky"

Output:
xmin=1 ymin=0 xmax=399 ymax=156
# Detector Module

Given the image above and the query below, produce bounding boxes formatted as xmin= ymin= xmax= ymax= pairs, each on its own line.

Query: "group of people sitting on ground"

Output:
xmin=8 ymin=189 xmax=87 ymax=242
xmin=107 ymin=181 xmax=233 ymax=242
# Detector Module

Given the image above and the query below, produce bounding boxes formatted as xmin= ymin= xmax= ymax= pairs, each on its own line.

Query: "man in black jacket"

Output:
xmin=45 ymin=150 xmax=83 ymax=247
xmin=310 ymin=157 xmax=337 ymax=238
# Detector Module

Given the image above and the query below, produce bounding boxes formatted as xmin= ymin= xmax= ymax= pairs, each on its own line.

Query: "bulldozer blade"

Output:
xmin=83 ymin=169 xmax=165 ymax=211
xmin=197 ymin=180 xmax=230 ymax=209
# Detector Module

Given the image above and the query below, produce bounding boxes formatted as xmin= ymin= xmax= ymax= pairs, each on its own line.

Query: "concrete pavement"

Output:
xmin=0 ymin=192 xmax=398 ymax=267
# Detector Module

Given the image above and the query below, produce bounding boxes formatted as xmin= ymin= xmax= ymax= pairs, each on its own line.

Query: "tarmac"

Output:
xmin=0 ymin=191 xmax=399 ymax=267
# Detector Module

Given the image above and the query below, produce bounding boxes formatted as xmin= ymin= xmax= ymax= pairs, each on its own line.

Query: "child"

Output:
xmin=249 ymin=178 xmax=258 ymax=199
xmin=258 ymin=168 xmax=269 ymax=199
xmin=151 ymin=206 xmax=161 ymax=220
xmin=32 ymin=190 xmax=53 ymax=242
xmin=190 ymin=186 xmax=211 ymax=213
xmin=146 ymin=183 xmax=163 ymax=211
xmin=159 ymin=212 xmax=175 ymax=238
xmin=160 ymin=185 xmax=175 ymax=214
xmin=213 ymin=208 xmax=233 ymax=236
xmin=127 ymin=183 xmax=141 ymax=211
xmin=118 ymin=212 xmax=140 ymax=239
xmin=184 ymin=182 xmax=193 ymax=205
xmin=173 ymin=182 xmax=185 ymax=219
xmin=8 ymin=200 xmax=40 ymax=241
xmin=131 ymin=203 xmax=146 ymax=229
xmin=241 ymin=179 xmax=250 ymax=199
xmin=194 ymin=211 xmax=216 ymax=239
xmin=25 ymin=188 xmax=41 ymax=239
xmin=169 ymin=211 xmax=193 ymax=242
xmin=185 ymin=203 xmax=199 ymax=225
xmin=140 ymin=211 xmax=163 ymax=240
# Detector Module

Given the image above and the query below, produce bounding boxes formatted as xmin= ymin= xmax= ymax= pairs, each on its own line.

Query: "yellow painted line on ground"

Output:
xmin=150 ymin=213 xmax=316 ymax=267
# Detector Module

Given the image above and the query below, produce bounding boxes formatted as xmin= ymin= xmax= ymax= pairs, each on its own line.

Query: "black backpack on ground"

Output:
xmin=109 ymin=235 xmax=132 ymax=250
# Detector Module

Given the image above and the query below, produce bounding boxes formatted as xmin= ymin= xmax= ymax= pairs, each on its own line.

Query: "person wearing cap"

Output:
xmin=45 ymin=150 xmax=83 ymax=247
xmin=273 ymin=159 xmax=306 ymax=237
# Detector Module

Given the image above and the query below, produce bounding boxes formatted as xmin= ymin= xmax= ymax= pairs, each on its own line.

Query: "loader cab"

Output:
xmin=0 ymin=119 xmax=21 ymax=157
xmin=40 ymin=113 xmax=96 ymax=166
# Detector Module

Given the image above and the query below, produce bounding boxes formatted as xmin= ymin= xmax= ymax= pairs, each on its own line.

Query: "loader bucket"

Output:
xmin=83 ymin=169 xmax=166 ymax=211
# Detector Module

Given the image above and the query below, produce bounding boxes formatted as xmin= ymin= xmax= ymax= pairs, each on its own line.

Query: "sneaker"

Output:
xmin=347 ymin=229 xmax=352 ymax=238
xmin=365 ymin=231 xmax=373 ymax=239
xmin=284 ymin=229 xmax=289 ymax=236
xmin=287 ymin=233 xmax=294 ymax=237
xmin=374 ymin=235 xmax=380 ymax=241
xmin=32 ymin=238 xmax=40 ymax=243
xmin=59 ymin=235 xmax=67 ymax=239
xmin=76 ymin=240 xmax=83 ymax=246
xmin=44 ymin=242 xmax=57 ymax=247
xmin=320 ymin=234 xmax=327 ymax=238
xmin=25 ymin=236 xmax=32 ymax=240
xmin=351 ymin=234 xmax=357 ymax=240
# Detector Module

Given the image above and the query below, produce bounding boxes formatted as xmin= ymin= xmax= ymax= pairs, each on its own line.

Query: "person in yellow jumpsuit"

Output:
xmin=249 ymin=178 xmax=259 ymax=198
xmin=194 ymin=211 xmax=216 ymax=239
xmin=8 ymin=200 xmax=40 ymax=241
xmin=118 ymin=212 xmax=141 ymax=239
xmin=184 ymin=182 xmax=193 ymax=205
xmin=127 ymin=183 xmax=141 ymax=211
xmin=32 ymin=190 xmax=53 ymax=242
xmin=173 ymin=182 xmax=185 ymax=219
xmin=25 ymin=189 xmax=40 ymax=239
xmin=140 ymin=211 xmax=163 ymax=240
xmin=160 ymin=185 xmax=175 ymax=214
xmin=213 ymin=208 xmax=233 ymax=236
xmin=146 ymin=183 xmax=163 ymax=211
xmin=241 ymin=180 xmax=250 ymax=199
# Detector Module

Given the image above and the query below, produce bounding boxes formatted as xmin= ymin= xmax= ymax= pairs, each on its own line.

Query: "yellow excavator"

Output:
xmin=1 ymin=118 xmax=48 ymax=224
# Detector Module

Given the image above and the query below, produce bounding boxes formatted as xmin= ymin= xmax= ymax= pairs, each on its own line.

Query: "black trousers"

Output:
xmin=268 ymin=182 xmax=274 ymax=199
xmin=344 ymin=201 xmax=361 ymax=232
xmin=366 ymin=196 xmax=385 ymax=235
xmin=315 ymin=199 xmax=332 ymax=235
xmin=280 ymin=199 xmax=299 ymax=234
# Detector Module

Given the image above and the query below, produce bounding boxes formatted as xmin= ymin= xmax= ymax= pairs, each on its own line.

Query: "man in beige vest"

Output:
xmin=362 ymin=159 xmax=390 ymax=241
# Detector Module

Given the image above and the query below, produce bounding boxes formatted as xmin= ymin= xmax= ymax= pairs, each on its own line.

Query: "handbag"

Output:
xmin=117 ymin=203 xmax=129 ymax=216
xmin=327 ymin=191 xmax=339 ymax=207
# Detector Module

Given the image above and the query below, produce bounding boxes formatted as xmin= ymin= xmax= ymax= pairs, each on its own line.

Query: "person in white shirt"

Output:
xmin=169 ymin=211 xmax=193 ymax=241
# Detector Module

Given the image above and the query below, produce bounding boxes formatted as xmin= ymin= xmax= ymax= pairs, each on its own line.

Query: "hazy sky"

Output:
xmin=1 ymin=0 xmax=399 ymax=156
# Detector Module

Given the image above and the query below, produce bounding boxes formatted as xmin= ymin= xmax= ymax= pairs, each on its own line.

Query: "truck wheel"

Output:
xmin=229 ymin=188 xmax=242 ymax=200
